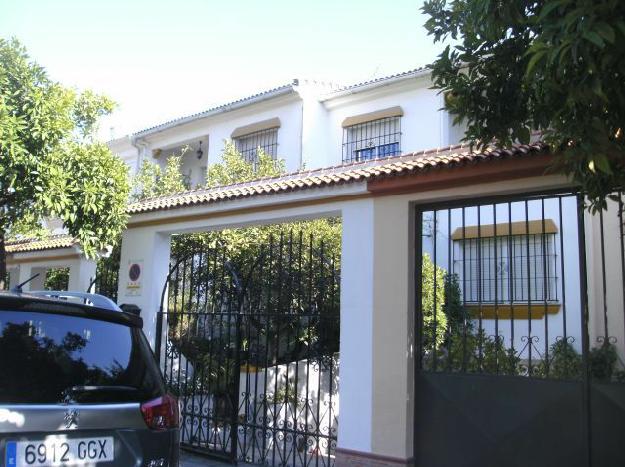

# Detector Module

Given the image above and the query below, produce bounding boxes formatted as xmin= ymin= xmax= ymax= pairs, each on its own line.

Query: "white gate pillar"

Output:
xmin=67 ymin=258 xmax=97 ymax=292
xmin=337 ymin=197 xmax=414 ymax=467
xmin=116 ymin=226 xmax=171 ymax=349
xmin=16 ymin=264 xmax=45 ymax=290
xmin=338 ymin=199 xmax=375 ymax=456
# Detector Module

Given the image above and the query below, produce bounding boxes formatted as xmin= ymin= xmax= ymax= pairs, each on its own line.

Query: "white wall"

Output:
xmin=151 ymin=141 xmax=208 ymax=189
xmin=10 ymin=254 xmax=96 ymax=293
xmin=107 ymin=136 xmax=141 ymax=177
xmin=585 ymin=195 xmax=625 ymax=363
xmin=107 ymin=76 xmax=469 ymax=180
xmin=136 ymin=94 xmax=304 ymax=176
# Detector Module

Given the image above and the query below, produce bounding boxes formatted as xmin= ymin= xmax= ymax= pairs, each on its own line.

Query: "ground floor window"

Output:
xmin=454 ymin=232 xmax=558 ymax=304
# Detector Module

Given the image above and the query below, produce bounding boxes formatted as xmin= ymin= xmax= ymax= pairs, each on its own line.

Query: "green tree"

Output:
xmin=131 ymin=151 xmax=188 ymax=201
xmin=172 ymin=143 xmax=338 ymax=261
xmin=423 ymin=0 xmax=625 ymax=209
xmin=421 ymin=254 xmax=448 ymax=349
xmin=44 ymin=267 xmax=70 ymax=291
xmin=0 ymin=38 xmax=129 ymax=288
xmin=205 ymin=141 xmax=285 ymax=188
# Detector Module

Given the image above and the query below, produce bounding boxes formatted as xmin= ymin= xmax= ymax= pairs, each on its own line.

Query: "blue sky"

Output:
xmin=1 ymin=0 xmax=443 ymax=139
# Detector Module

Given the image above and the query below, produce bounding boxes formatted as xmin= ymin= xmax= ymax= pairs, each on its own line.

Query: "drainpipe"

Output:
xmin=130 ymin=135 xmax=148 ymax=173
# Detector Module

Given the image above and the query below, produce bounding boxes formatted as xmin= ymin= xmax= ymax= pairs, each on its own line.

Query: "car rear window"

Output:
xmin=0 ymin=310 xmax=165 ymax=404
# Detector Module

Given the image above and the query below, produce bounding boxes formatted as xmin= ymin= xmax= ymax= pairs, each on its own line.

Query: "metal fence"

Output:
xmin=90 ymin=247 xmax=120 ymax=301
xmin=158 ymin=232 xmax=340 ymax=466
xmin=414 ymin=190 xmax=625 ymax=467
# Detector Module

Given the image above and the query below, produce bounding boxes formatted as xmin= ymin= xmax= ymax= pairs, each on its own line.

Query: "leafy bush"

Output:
xmin=421 ymin=254 xmax=448 ymax=349
xmin=44 ymin=267 xmax=69 ymax=291
xmin=423 ymin=269 xmax=520 ymax=374
xmin=534 ymin=339 xmax=582 ymax=380
xmin=432 ymin=323 xmax=520 ymax=375
xmin=442 ymin=273 xmax=466 ymax=331
xmin=527 ymin=339 xmax=624 ymax=382
xmin=590 ymin=341 xmax=618 ymax=382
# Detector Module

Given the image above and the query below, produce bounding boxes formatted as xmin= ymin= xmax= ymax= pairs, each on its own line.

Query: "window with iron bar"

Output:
xmin=233 ymin=128 xmax=278 ymax=165
xmin=453 ymin=233 xmax=558 ymax=303
xmin=342 ymin=116 xmax=401 ymax=163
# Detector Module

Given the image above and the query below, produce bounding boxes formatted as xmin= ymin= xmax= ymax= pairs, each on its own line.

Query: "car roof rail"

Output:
xmin=28 ymin=291 xmax=122 ymax=312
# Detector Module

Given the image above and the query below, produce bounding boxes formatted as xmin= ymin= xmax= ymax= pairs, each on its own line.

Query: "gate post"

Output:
xmin=337 ymin=197 xmax=415 ymax=467
xmin=337 ymin=199 xmax=375 ymax=456
xmin=116 ymin=227 xmax=171 ymax=349
xmin=67 ymin=257 xmax=97 ymax=292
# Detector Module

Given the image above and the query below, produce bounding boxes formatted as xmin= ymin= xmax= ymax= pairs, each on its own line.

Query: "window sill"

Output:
xmin=466 ymin=303 xmax=561 ymax=320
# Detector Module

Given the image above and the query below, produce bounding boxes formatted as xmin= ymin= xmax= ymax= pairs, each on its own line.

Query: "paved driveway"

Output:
xmin=180 ymin=450 xmax=231 ymax=467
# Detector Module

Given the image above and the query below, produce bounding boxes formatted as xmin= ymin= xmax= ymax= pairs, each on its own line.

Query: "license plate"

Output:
xmin=5 ymin=436 xmax=114 ymax=466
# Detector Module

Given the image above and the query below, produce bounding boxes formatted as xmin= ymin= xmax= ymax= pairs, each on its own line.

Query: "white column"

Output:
xmin=15 ymin=265 xmax=31 ymax=290
xmin=370 ymin=197 xmax=413 ymax=459
xmin=337 ymin=199 xmax=375 ymax=454
xmin=6 ymin=266 xmax=19 ymax=289
xmin=336 ymin=196 xmax=414 ymax=466
xmin=68 ymin=258 xmax=97 ymax=292
xmin=17 ymin=266 xmax=46 ymax=291
xmin=117 ymin=226 xmax=171 ymax=349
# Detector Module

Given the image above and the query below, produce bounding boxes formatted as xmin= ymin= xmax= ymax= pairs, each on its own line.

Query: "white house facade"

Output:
xmin=107 ymin=68 xmax=465 ymax=185
xmin=5 ymin=68 xmax=625 ymax=467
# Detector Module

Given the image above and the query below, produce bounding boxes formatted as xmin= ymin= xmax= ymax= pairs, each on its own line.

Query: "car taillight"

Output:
xmin=140 ymin=394 xmax=179 ymax=430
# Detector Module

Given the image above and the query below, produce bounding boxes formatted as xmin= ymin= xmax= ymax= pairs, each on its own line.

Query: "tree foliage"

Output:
xmin=423 ymin=0 xmax=625 ymax=209
xmin=0 ymin=38 xmax=129 ymax=287
xmin=421 ymin=254 xmax=448 ymax=347
xmin=162 ymin=142 xmax=338 ymax=262
xmin=44 ymin=267 xmax=69 ymax=291
xmin=205 ymin=141 xmax=285 ymax=188
xmin=131 ymin=152 xmax=187 ymax=201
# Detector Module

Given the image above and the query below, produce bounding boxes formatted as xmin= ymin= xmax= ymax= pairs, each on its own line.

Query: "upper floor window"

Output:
xmin=342 ymin=106 xmax=403 ymax=163
xmin=231 ymin=118 xmax=280 ymax=165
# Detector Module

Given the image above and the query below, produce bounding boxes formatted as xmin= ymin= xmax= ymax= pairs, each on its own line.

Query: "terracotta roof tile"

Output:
xmin=6 ymin=234 xmax=76 ymax=254
xmin=128 ymin=142 xmax=550 ymax=215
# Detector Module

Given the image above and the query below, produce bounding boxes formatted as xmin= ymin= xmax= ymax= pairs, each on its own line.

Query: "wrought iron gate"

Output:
xmin=157 ymin=232 xmax=340 ymax=466
xmin=89 ymin=246 xmax=120 ymax=301
xmin=414 ymin=190 xmax=625 ymax=467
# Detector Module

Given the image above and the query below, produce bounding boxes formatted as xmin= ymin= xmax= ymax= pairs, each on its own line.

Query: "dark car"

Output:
xmin=0 ymin=291 xmax=179 ymax=467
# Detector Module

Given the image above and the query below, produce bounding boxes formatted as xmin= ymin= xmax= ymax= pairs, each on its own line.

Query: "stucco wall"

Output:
xmin=134 ymin=93 xmax=304 ymax=175
xmin=107 ymin=76 xmax=469 ymax=180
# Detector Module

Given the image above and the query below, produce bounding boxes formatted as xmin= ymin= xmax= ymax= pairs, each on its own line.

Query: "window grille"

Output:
xmin=233 ymin=128 xmax=278 ymax=165
xmin=454 ymin=233 xmax=558 ymax=303
xmin=342 ymin=116 xmax=401 ymax=163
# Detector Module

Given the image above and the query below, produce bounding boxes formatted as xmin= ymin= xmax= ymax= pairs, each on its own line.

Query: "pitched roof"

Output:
xmin=128 ymin=141 xmax=550 ymax=215
xmin=128 ymin=68 xmax=429 ymax=138
xmin=134 ymin=83 xmax=296 ymax=136
xmin=6 ymin=234 xmax=76 ymax=254
xmin=320 ymin=67 xmax=429 ymax=101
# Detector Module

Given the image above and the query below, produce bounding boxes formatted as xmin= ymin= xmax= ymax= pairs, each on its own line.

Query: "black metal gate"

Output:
xmin=157 ymin=232 xmax=340 ymax=466
xmin=414 ymin=190 xmax=625 ymax=467
xmin=89 ymin=246 xmax=120 ymax=301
